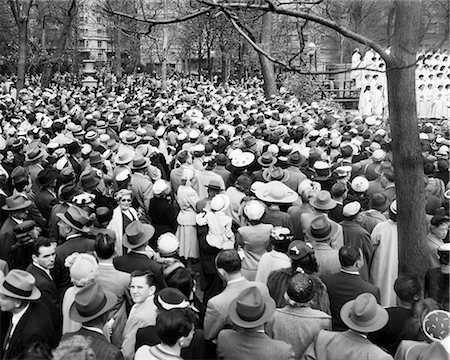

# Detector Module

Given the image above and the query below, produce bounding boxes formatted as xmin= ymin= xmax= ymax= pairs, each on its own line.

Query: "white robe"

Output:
xmin=370 ymin=219 xmax=398 ymax=307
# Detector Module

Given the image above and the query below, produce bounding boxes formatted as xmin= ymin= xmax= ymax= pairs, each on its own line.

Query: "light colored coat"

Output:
xmin=107 ymin=206 xmax=139 ymax=256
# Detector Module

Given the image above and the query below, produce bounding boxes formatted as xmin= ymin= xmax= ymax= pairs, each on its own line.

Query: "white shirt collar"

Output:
xmin=82 ymin=325 xmax=104 ymax=335
xmin=341 ymin=268 xmax=360 ymax=275
xmin=11 ymin=303 xmax=30 ymax=335
xmin=227 ymin=276 xmax=245 ymax=285
xmin=32 ymin=262 xmax=52 ymax=279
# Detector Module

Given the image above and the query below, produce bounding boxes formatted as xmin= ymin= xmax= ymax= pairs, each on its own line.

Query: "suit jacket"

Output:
xmin=217 ymin=329 xmax=295 ymax=360
xmin=34 ymin=187 xmax=57 ymax=223
xmin=68 ymin=156 xmax=82 ymax=178
xmin=3 ymin=301 xmax=57 ymax=360
xmin=131 ymin=172 xmax=153 ymax=212
xmin=204 ymin=277 xmax=269 ymax=341
xmin=321 ymin=271 xmax=380 ymax=331
xmin=48 ymin=202 xmax=69 ymax=244
xmin=302 ymin=330 xmax=393 ymax=360
xmin=0 ymin=217 xmax=19 ymax=267
xmin=26 ymin=263 xmax=62 ymax=336
xmin=113 ymin=252 xmax=166 ymax=291
xmin=62 ymin=327 xmax=123 ymax=360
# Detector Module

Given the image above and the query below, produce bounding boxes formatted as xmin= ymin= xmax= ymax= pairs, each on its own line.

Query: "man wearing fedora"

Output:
xmin=196 ymin=179 xmax=223 ymax=212
xmin=0 ymin=194 xmax=32 ymax=267
xmin=217 ymin=286 xmax=295 ymax=360
xmin=66 ymin=141 xmax=82 ymax=179
xmin=130 ymin=155 xmax=153 ymax=214
xmin=301 ymin=293 xmax=393 ymax=360
xmin=0 ymin=269 xmax=57 ymax=359
xmin=62 ymin=281 xmax=123 ymax=359
xmin=113 ymin=221 xmax=166 ymax=291
xmin=285 ymin=151 xmax=308 ymax=192
xmin=53 ymin=206 xmax=95 ymax=294
xmin=24 ymin=147 xmax=48 ymax=192
xmin=34 ymin=168 xmax=58 ymax=224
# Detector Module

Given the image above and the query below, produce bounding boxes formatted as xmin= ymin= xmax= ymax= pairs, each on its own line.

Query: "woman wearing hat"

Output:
xmin=107 ymin=189 xmax=139 ymax=256
xmin=176 ymin=168 xmax=200 ymax=263
xmin=237 ymin=200 xmax=273 ymax=281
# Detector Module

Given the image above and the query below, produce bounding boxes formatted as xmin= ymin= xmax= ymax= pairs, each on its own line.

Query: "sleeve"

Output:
xmin=203 ymin=301 xmax=226 ymax=341
xmin=121 ymin=316 xmax=139 ymax=360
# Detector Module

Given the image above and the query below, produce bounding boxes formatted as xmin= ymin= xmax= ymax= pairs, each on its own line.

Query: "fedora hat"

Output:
xmin=79 ymin=170 xmax=100 ymax=190
xmin=255 ymin=181 xmax=299 ymax=204
xmin=131 ymin=156 xmax=149 ymax=171
xmin=89 ymin=151 xmax=103 ymax=166
xmin=56 ymin=205 xmax=91 ymax=232
xmin=25 ymin=147 xmax=45 ymax=162
xmin=154 ymin=288 xmax=190 ymax=311
xmin=228 ymin=286 xmax=276 ymax=328
xmin=340 ymin=293 xmax=388 ymax=333
xmin=114 ymin=148 xmax=135 ymax=165
xmin=2 ymin=194 xmax=32 ymax=211
xmin=257 ymin=152 xmax=277 ymax=168
xmin=36 ymin=168 xmax=58 ymax=188
xmin=10 ymin=166 xmax=28 ymax=185
xmin=287 ymin=151 xmax=306 ymax=167
xmin=262 ymin=166 xmax=290 ymax=182
xmin=0 ymin=269 xmax=41 ymax=301
xmin=123 ymin=221 xmax=155 ymax=249
xmin=306 ymin=215 xmax=332 ymax=242
xmin=206 ymin=179 xmax=223 ymax=192
xmin=59 ymin=184 xmax=81 ymax=202
xmin=69 ymin=282 xmax=117 ymax=323
xmin=309 ymin=190 xmax=336 ymax=210
xmin=121 ymin=131 xmax=141 ymax=145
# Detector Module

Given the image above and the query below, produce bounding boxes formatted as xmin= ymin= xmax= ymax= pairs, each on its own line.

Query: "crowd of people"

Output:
xmin=0 ymin=73 xmax=448 ymax=360
xmin=353 ymin=48 xmax=450 ymax=119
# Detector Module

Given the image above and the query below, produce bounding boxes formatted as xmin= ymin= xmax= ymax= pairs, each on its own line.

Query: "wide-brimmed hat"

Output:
xmin=123 ymin=220 xmax=155 ymax=249
xmin=59 ymin=184 xmax=81 ymax=202
xmin=0 ymin=269 xmax=41 ymax=301
xmin=121 ymin=131 xmax=141 ymax=145
xmin=340 ymin=293 xmax=388 ymax=333
xmin=25 ymin=147 xmax=46 ymax=162
xmin=10 ymin=166 xmax=28 ymax=185
xmin=306 ymin=215 xmax=332 ymax=242
xmin=89 ymin=151 xmax=103 ymax=166
xmin=69 ymin=281 xmax=116 ymax=323
xmin=288 ymin=240 xmax=314 ymax=261
xmin=422 ymin=310 xmax=450 ymax=342
xmin=131 ymin=156 xmax=149 ymax=171
xmin=351 ymin=176 xmax=369 ymax=193
xmin=206 ymin=179 xmax=223 ymax=192
xmin=79 ymin=170 xmax=100 ymax=190
xmin=36 ymin=168 xmax=58 ymax=188
xmin=255 ymin=181 xmax=298 ymax=204
xmin=2 ymin=194 xmax=32 ymax=211
xmin=114 ymin=148 xmax=135 ymax=165
xmin=228 ymin=286 xmax=276 ymax=328
xmin=262 ymin=166 xmax=290 ymax=182
xmin=154 ymin=288 xmax=190 ymax=311
xmin=287 ymin=151 xmax=306 ymax=167
xmin=211 ymin=194 xmax=230 ymax=212
xmin=231 ymin=151 xmax=255 ymax=168
xmin=257 ymin=152 xmax=277 ymax=168
xmin=56 ymin=206 xmax=91 ymax=232
xmin=309 ymin=190 xmax=336 ymax=210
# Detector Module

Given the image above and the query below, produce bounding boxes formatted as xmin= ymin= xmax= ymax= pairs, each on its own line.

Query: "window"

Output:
xmin=97 ymin=29 xmax=102 ymax=34
xmin=96 ymin=17 xmax=101 ymax=22
xmin=98 ymin=41 xmax=102 ymax=48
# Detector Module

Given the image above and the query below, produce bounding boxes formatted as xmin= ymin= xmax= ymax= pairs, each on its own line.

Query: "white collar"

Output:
xmin=11 ymin=303 xmax=30 ymax=334
xmin=82 ymin=325 xmax=104 ymax=335
xmin=227 ymin=276 xmax=245 ymax=285
xmin=341 ymin=268 xmax=360 ymax=275
xmin=32 ymin=262 xmax=52 ymax=279
xmin=11 ymin=217 xmax=23 ymax=224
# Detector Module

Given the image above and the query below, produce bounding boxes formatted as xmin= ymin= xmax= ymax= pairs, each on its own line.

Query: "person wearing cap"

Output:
xmin=322 ymin=245 xmax=380 ymax=332
xmin=135 ymin=288 xmax=200 ymax=360
xmin=24 ymin=147 xmax=48 ymax=191
xmin=130 ymin=155 xmax=153 ymax=215
xmin=341 ymin=201 xmax=373 ymax=281
xmin=370 ymin=200 xmax=399 ymax=307
xmin=66 ymin=141 xmax=82 ymax=179
xmin=61 ymin=281 xmax=122 ymax=360
xmin=217 ymin=286 xmax=295 ymax=360
xmin=225 ymin=173 xmax=252 ymax=226
xmin=204 ymin=249 xmax=271 ymax=341
xmin=212 ymin=153 xmax=231 ymax=187
xmin=426 ymin=215 xmax=450 ymax=269
xmin=94 ymin=232 xmax=130 ymax=347
xmin=34 ymin=168 xmax=58 ymax=223
xmin=328 ymin=182 xmax=347 ymax=223
xmin=355 ymin=192 xmax=389 ymax=234
xmin=122 ymin=270 xmax=159 ymax=360
xmin=265 ymin=273 xmax=331 ymax=358
xmin=380 ymin=171 xmax=396 ymax=206
xmin=112 ymin=221 xmax=166 ymax=291
xmin=170 ymin=150 xmax=194 ymax=195
xmin=302 ymin=292 xmax=392 ymax=360
xmin=0 ymin=269 xmax=57 ymax=359
xmin=425 ymin=243 xmax=449 ymax=311
xmin=194 ymin=158 xmax=225 ymax=201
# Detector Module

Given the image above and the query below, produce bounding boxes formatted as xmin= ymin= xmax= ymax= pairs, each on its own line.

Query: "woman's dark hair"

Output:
xmin=156 ymin=308 xmax=195 ymax=346
xmin=291 ymin=254 xmax=319 ymax=274
xmin=167 ymin=268 xmax=194 ymax=299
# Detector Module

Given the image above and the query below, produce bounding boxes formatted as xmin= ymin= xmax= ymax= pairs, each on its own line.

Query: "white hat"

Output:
xmin=267 ymin=144 xmax=279 ymax=156
xmin=437 ymin=145 xmax=449 ymax=156
xmin=390 ymin=200 xmax=397 ymax=214
xmin=153 ymin=179 xmax=168 ymax=195
xmin=372 ymin=149 xmax=386 ymax=162
xmin=155 ymin=127 xmax=165 ymax=137
xmin=419 ymin=133 xmax=429 ymax=140
xmin=81 ymin=144 xmax=92 ymax=156
xmin=314 ymin=161 xmax=330 ymax=170
xmin=244 ymin=200 xmax=266 ymax=221
xmin=351 ymin=176 xmax=369 ymax=193
xmin=231 ymin=151 xmax=255 ymax=168
xmin=192 ymin=144 xmax=205 ymax=153
xmin=177 ymin=132 xmax=187 ymax=141
xmin=210 ymin=194 xmax=230 ymax=212
xmin=189 ymin=129 xmax=200 ymax=139
xmin=343 ymin=201 xmax=362 ymax=217
xmin=365 ymin=116 xmax=376 ymax=126
xmin=116 ymin=169 xmax=130 ymax=182
xmin=157 ymin=233 xmax=179 ymax=256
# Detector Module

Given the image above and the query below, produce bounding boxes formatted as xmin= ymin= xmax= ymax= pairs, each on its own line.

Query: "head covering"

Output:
xmin=288 ymin=240 xmax=314 ymax=261
xmin=342 ymin=201 xmax=362 ymax=218
xmin=0 ymin=270 xmax=41 ymax=301
xmin=56 ymin=206 xmax=90 ymax=232
xmin=422 ymin=310 xmax=450 ymax=342
xmin=255 ymin=181 xmax=298 ymax=204
xmin=2 ymin=194 xmax=32 ymax=211
xmin=154 ymin=288 xmax=190 ymax=311
xmin=211 ymin=194 xmax=230 ymax=212
xmin=309 ymin=190 xmax=336 ymax=210
xmin=243 ymin=200 xmax=266 ymax=221
xmin=157 ymin=233 xmax=179 ymax=257
xmin=123 ymin=221 xmax=155 ymax=249
xmin=306 ymin=215 xmax=332 ymax=242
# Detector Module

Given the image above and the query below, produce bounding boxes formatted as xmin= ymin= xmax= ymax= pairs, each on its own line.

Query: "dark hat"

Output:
xmin=257 ymin=152 xmax=277 ymax=168
xmin=244 ymin=136 xmax=257 ymax=148
xmin=431 ymin=215 xmax=450 ymax=227
xmin=370 ymin=193 xmax=389 ymax=212
xmin=25 ymin=147 xmax=46 ymax=162
xmin=56 ymin=205 xmax=90 ymax=232
xmin=67 ymin=141 xmax=82 ymax=155
xmin=309 ymin=191 xmax=336 ymax=210
xmin=216 ymin=154 xmax=228 ymax=166
xmin=262 ymin=167 xmax=290 ymax=182
xmin=60 ymin=167 xmax=76 ymax=185
xmin=206 ymin=179 xmax=223 ymax=192
xmin=2 ymin=194 xmax=32 ymax=211
xmin=89 ymin=151 xmax=103 ymax=166
xmin=228 ymin=286 xmax=276 ymax=328
xmin=287 ymin=273 xmax=315 ymax=304
xmin=59 ymin=184 xmax=81 ymax=202
xmin=287 ymin=151 xmax=306 ymax=167
xmin=69 ymin=282 xmax=117 ymax=323
xmin=79 ymin=170 xmax=100 ymax=190
xmin=10 ymin=166 xmax=28 ymax=185
xmin=123 ymin=220 xmax=155 ymax=249
xmin=288 ymin=240 xmax=314 ymax=261
xmin=36 ymin=168 xmax=58 ymax=188
xmin=154 ymin=288 xmax=190 ymax=311
xmin=131 ymin=156 xmax=150 ymax=171
xmin=340 ymin=145 xmax=353 ymax=158
xmin=306 ymin=215 xmax=332 ymax=242
xmin=0 ymin=269 xmax=41 ymax=301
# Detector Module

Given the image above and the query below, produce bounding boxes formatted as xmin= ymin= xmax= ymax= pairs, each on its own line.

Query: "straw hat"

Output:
xmin=255 ymin=181 xmax=298 ymax=204
xmin=0 ymin=270 xmax=41 ymax=301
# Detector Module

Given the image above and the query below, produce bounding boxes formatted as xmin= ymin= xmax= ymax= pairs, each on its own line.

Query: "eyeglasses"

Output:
xmin=121 ymin=199 xmax=132 ymax=203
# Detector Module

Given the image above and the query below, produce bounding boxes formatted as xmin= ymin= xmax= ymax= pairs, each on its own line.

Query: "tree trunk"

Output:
xmin=258 ymin=12 xmax=277 ymax=98
xmin=16 ymin=19 xmax=28 ymax=91
xmin=386 ymin=0 xmax=428 ymax=277
xmin=41 ymin=0 xmax=77 ymax=88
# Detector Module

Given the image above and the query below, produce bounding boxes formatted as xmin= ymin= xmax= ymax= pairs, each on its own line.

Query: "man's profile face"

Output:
xmin=0 ymin=294 xmax=18 ymax=313
xmin=35 ymin=244 xmax=56 ymax=270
